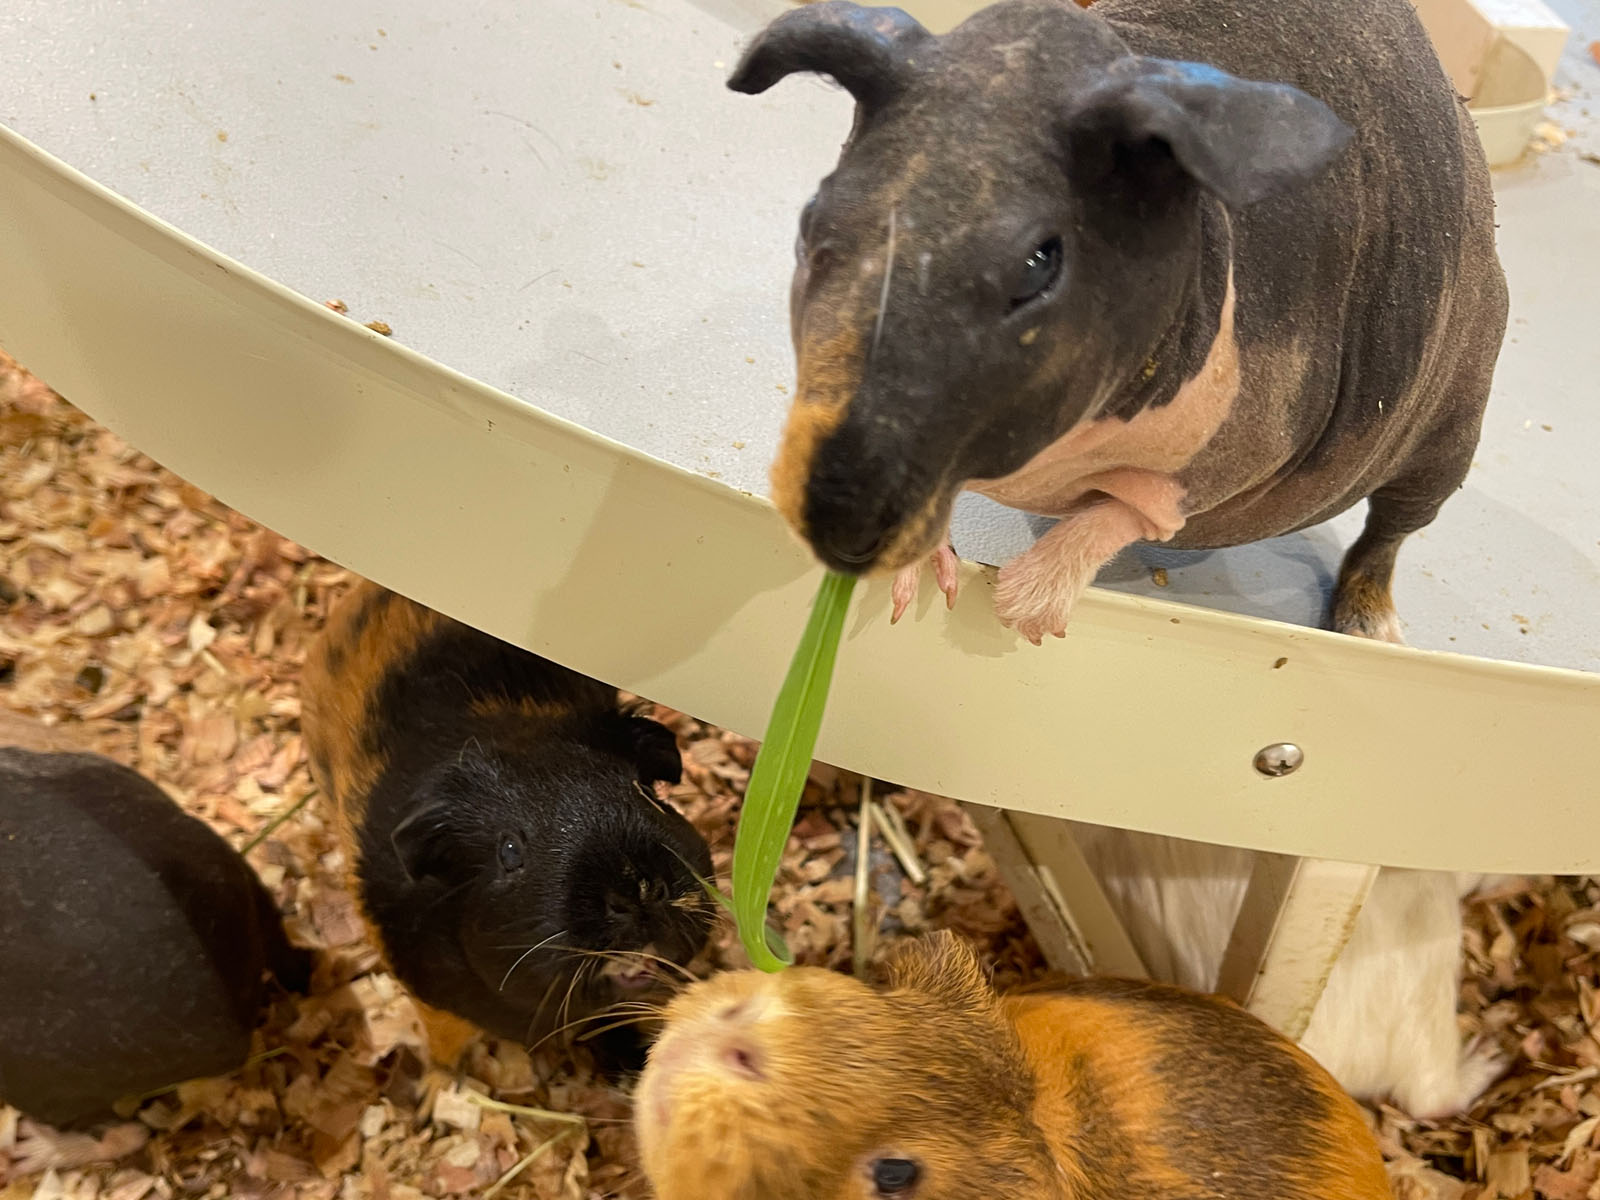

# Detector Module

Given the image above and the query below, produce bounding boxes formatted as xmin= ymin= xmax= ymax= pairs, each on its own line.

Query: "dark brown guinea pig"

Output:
xmin=301 ymin=580 xmax=714 ymax=1073
xmin=0 ymin=747 xmax=310 ymax=1128
xmin=637 ymin=931 xmax=1391 ymax=1200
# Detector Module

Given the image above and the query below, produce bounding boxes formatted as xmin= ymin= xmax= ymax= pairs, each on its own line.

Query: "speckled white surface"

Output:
xmin=1 ymin=0 xmax=1597 ymax=670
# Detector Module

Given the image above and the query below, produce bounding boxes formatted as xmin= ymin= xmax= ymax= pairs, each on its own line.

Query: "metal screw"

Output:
xmin=1253 ymin=743 xmax=1304 ymax=777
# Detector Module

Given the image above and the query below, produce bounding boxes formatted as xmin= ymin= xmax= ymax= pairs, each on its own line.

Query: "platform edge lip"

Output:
xmin=4 ymin=117 xmax=1599 ymax=876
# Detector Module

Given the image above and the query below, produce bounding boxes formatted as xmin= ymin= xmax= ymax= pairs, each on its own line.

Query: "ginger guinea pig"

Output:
xmin=730 ymin=0 xmax=1505 ymax=644
xmin=0 ymin=747 xmax=310 ymax=1128
xmin=636 ymin=931 xmax=1390 ymax=1200
xmin=301 ymin=580 xmax=713 ymax=1071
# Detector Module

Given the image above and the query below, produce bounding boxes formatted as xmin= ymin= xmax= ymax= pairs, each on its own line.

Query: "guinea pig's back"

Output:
xmin=303 ymin=581 xmax=615 ymax=832
xmin=1005 ymin=978 xmax=1390 ymax=1200
xmin=0 ymin=748 xmax=306 ymax=1126
xmin=302 ymin=580 xmax=445 ymax=828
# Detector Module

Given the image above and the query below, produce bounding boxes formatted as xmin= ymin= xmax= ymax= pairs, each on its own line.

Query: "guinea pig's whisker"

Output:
xmin=555 ymin=961 xmax=588 ymax=1034
xmin=574 ymin=1014 xmax=662 ymax=1045
xmin=498 ymin=928 xmax=569 ymax=992
xmin=871 ymin=206 xmax=899 ymax=360
xmin=527 ymin=973 xmax=571 ymax=1036
xmin=535 ymin=1008 xmax=661 ymax=1049
xmin=529 ymin=966 xmax=598 ymax=1055
xmin=555 ymin=945 xmax=697 ymax=984
xmin=589 ymin=1000 xmax=669 ymax=1021
xmin=659 ymin=848 xmax=721 ymax=909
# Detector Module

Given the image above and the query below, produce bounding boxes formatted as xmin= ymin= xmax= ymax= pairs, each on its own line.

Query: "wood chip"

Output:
xmin=1 ymin=350 xmax=1594 ymax=1199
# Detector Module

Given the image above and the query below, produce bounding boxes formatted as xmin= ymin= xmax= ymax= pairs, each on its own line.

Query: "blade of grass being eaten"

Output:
xmin=732 ymin=569 xmax=857 ymax=971
xmin=701 ymin=877 xmax=790 ymax=963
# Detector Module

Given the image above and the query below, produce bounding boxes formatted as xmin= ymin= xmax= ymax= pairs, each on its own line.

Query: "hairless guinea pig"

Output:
xmin=301 ymin=580 xmax=713 ymax=1074
xmin=731 ymin=0 xmax=1507 ymax=644
xmin=0 ymin=747 xmax=310 ymax=1128
xmin=636 ymin=930 xmax=1390 ymax=1200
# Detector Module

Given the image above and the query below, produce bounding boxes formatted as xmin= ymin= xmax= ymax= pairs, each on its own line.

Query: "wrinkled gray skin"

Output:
xmin=731 ymin=0 xmax=1507 ymax=641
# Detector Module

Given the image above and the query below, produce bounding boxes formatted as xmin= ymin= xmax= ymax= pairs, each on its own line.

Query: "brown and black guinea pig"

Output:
xmin=0 ymin=746 xmax=310 ymax=1128
xmin=636 ymin=931 xmax=1391 ymax=1200
xmin=301 ymin=579 xmax=714 ymax=1074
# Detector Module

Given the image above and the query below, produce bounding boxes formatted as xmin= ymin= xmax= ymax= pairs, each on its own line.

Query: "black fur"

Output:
xmin=0 ymin=748 xmax=310 ymax=1128
xmin=349 ymin=613 xmax=713 ymax=1065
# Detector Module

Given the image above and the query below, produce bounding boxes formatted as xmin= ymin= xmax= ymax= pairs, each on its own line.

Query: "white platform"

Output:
xmin=2 ymin=0 xmax=1596 ymax=669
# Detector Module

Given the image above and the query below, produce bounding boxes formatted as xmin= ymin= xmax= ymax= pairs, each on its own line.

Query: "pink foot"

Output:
xmin=890 ymin=544 xmax=960 ymax=623
xmin=993 ymin=500 xmax=1149 ymax=645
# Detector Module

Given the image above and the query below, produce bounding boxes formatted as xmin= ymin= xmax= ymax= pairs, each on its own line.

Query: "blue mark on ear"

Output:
xmin=1164 ymin=61 xmax=1234 ymax=89
xmin=1109 ymin=56 xmax=1236 ymax=92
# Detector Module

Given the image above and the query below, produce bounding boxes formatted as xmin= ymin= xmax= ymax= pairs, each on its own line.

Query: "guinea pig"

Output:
xmin=636 ymin=930 xmax=1391 ymax=1200
xmin=729 ymin=0 xmax=1507 ymax=644
xmin=1069 ymin=821 xmax=1510 ymax=1118
xmin=300 ymin=579 xmax=714 ymax=1072
xmin=0 ymin=746 xmax=310 ymax=1128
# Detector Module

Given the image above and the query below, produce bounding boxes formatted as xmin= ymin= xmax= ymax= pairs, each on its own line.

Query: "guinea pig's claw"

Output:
xmin=890 ymin=546 xmax=959 ymax=624
xmin=932 ymin=544 xmax=960 ymax=610
xmin=413 ymin=1063 xmax=469 ymax=1129
xmin=890 ymin=563 xmax=919 ymax=624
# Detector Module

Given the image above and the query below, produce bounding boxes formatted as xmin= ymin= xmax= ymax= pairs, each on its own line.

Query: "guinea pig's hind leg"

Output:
xmin=1332 ymin=460 xmax=1465 ymax=645
xmin=889 ymin=542 xmax=960 ymax=623
xmin=994 ymin=499 xmax=1150 ymax=644
xmin=1393 ymin=1035 xmax=1509 ymax=1121
xmin=411 ymin=1002 xmax=479 ymax=1125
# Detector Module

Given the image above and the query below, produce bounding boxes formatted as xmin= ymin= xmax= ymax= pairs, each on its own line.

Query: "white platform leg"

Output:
xmin=1215 ymin=854 xmax=1379 ymax=1039
xmin=965 ymin=803 xmax=1147 ymax=979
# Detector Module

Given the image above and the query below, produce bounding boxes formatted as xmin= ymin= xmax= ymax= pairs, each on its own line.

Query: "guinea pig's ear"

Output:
xmin=390 ymin=800 xmax=464 ymax=884
xmin=727 ymin=2 xmax=932 ymax=110
xmin=1060 ymin=57 xmax=1354 ymax=208
xmin=620 ymin=716 xmax=684 ymax=787
xmin=879 ymin=930 xmax=996 ymax=1010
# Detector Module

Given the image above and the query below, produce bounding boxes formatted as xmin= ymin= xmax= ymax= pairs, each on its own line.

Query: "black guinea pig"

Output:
xmin=0 ymin=746 xmax=311 ymax=1128
xmin=300 ymin=579 xmax=714 ymax=1073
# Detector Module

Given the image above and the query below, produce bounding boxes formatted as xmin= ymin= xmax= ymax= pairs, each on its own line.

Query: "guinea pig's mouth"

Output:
xmin=803 ymin=486 xmax=955 ymax=578
xmin=602 ymin=962 xmax=658 ymax=991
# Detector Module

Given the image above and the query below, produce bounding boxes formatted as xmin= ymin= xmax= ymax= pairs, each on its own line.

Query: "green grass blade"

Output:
xmin=732 ymin=570 xmax=857 ymax=971
xmin=700 ymin=877 xmax=791 ymax=962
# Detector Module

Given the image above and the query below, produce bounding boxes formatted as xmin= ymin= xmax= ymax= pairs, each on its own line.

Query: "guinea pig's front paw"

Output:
xmin=994 ymin=556 xmax=1084 ymax=645
xmin=889 ymin=544 xmax=960 ymax=624
xmin=414 ymin=1064 xmax=470 ymax=1128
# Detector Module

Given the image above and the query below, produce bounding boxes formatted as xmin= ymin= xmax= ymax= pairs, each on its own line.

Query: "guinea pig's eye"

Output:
xmin=1009 ymin=236 xmax=1063 ymax=310
xmin=870 ymin=1158 xmax=921 ymax=1195
xmin=497 ymin=835 xmax=525 ymax=873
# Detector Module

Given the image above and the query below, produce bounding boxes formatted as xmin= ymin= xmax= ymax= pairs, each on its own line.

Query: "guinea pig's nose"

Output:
xmin=811 ymin=525 xmax=890 ymax=570
xmin=827 ymin=528 xmax=888 ymax=565
xmin=719 ymin=1039 xmax=765 ymax=1081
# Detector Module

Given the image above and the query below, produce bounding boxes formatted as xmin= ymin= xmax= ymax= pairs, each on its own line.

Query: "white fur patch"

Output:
xmin=1069 ymin=823 xmax=1510 ymax=1118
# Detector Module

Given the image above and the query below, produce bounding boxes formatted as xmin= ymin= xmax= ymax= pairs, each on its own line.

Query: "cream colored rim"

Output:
xmin=2 ymin=122 xmax=1596 ymax=873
